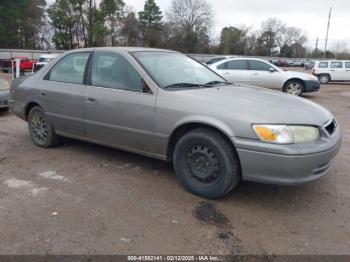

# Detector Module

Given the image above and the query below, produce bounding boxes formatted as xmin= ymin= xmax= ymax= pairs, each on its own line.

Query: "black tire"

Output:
xmin=0 ymin=107 xmax=9 ymax=113
xmin=283 ymin=79 xmax=304 ymax=96
xmin=28 ymin=106 xmax=62 ymax=148
xmin=173 ymin=128 xmax=241 ymax=199
xmin=318 ymin=74 xmax=330 ymax=84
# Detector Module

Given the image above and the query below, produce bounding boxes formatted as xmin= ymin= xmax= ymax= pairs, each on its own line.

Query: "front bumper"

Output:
xmin=233 ymin=123 xmax=342 ymax=185
xmin=0 ymin=90 xmax=10 ymax=108
xmin=303 ymin=80 xmax=320 ymax=93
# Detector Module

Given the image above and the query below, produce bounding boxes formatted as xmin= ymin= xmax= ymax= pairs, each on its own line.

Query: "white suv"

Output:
xmin=313 ymin=60 xmax=350 ymax=84
xmin=209 ymin=58 xmax=320 ymax=96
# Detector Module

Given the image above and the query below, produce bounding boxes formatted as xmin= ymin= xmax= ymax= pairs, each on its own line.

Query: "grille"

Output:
xmin=325 ymin=119 xmax=337 ymax=136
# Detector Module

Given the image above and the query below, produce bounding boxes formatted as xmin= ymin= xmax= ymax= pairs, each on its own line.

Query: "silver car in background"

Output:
xmin=209 ymin=57 xmax=320 ymax=96
xmin=10 ymin=47 xmax=342 ymax=198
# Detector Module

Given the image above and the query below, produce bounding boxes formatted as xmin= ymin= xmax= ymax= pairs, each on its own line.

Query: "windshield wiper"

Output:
xmin=204 ymin=80 xmax=232 ymax=86
xmin=163 ymin=83 xmax=204 ymax=89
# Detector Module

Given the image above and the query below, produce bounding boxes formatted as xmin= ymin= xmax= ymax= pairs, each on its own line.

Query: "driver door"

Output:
xmin=248 ymin=60 xmax=281 ymax=89
xmin=83 ymin=51 xmax=157 ymax=154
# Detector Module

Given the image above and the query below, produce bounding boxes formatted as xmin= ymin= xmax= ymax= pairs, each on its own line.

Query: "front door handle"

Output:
xmin=39 ymin=92 xmax=47 ymax=97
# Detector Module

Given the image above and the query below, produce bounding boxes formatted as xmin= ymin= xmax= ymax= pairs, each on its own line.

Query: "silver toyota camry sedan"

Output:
xmin=10 ymin=47 xmax=342 ymax=199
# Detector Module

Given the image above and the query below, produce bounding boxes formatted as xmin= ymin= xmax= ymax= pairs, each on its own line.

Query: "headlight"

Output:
xmin=308 ymin=75 xmax=318 ymax=81
xmin=253 ymin=125 xmax=320 ymax=144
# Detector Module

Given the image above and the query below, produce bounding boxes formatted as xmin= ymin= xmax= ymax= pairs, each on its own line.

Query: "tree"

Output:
xmin=277 ymin=26 xmax=307 ymax=57
xmin=255 ymin=18 xmax=284 ymax=56
xmin=100 ymin=0 xmax=125 ymax=46
xmin=219 ymin=26 xmax=248 ymax=55
xmin=167 ymin=0 xmax=213 ymax=53
xmin=47 ymin=0 xmax=76 ymax=49
xmin=138 ymin=0 xmax=163 ymax=47
xmin=121 ymin=11 xmax=140 ymax=46
xmin=0 ymin=0 xmax=46 ymax=49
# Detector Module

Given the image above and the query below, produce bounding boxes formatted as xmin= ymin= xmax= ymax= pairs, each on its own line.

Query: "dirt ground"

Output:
xmin=0 ymin=69 xmax=349 ymax=255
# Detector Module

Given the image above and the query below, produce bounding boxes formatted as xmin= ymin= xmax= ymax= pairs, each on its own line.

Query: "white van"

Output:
xmin=313 ymin=60 xmax=350 ymax=84
xmin=34 ymin=54 xmax=60 ymax=71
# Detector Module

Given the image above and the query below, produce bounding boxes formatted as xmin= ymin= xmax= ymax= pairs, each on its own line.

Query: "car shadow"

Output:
xmin=59 ymin=137 xmax=328 ymax=209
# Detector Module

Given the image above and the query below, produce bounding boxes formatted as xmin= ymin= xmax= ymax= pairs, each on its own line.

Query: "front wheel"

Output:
xmin=283 ymin=80 xmax=304 ymax=96
xmin=318 ymin=74 xmax=330 ymax=84
xmin=28 ymin=106 xmax=62 ymax=148
xmin=173 ymin=128 xmax=241 ymax=199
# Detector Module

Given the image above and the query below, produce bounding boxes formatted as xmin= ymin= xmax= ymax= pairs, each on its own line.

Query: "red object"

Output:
xmin=11 ymin=57 xmax=37 ymax=71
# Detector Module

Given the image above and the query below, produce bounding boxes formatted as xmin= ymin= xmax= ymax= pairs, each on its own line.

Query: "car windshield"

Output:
xmin=132 ymin=51 xmax=226 ymax=89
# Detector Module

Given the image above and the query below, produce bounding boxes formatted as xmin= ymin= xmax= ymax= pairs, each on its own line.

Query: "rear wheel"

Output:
xmin=318 ymin=74 xmax=330 ymax=84
xmin=28 ymin=106 xmax=62 ymax=148
xmin=283 ymin=80 xmax=304 ymax=96
xmin=173 ymin=128 xmax=241 ymax=199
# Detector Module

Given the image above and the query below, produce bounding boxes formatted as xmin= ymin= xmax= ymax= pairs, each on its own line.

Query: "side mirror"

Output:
xmin=269 ymin=68 xmax=276 ymax=73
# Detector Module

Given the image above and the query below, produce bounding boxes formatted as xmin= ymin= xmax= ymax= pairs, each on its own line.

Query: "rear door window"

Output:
xmin=48 ymin=52 xmax=90 ymax=84
xmin=330 ymin=61 xmax=343 ymax=68
xmin=318 ymin=62 xmax=329 ymax=68
xmin=223 ymin=60 xmax=248 ymax=70
xmin=344 ymin=62 xmax=350 ymax=69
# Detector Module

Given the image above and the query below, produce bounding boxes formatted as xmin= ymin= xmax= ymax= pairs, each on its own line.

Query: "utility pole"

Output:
xmin=324 ymin=7 xmax=332 ymax=58
xmin=315 ymin=37 xmax=319 ymax=51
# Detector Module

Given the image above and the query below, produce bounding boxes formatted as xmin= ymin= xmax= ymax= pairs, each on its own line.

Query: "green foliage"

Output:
xmin=100 ymin=0 xmax=125 ymax=45
xmin=47 ymin=0 xmax=74 ymax=49
xmin=138 ymin=0 xmax=163 ymax=47
xmin=0 ymin=0 xmax=45 ymax=48
xmin=121 ymin=12 xmax=140 ymax=46
xmin=219 ymin=27 xmax=248 ymax=55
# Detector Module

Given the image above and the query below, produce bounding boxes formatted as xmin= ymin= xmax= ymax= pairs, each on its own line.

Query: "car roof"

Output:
xmin=210 ymin=57 xmax=268 ymax=66
xmin=65 ymin=47 xmax=178 ymax=55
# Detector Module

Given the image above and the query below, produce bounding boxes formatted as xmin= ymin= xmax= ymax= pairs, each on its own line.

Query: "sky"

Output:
xmin=124 ymin=0 xmax=350 ymax=50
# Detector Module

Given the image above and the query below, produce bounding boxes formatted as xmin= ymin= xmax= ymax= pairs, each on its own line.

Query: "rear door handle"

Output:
xmin=39 ymin=92 xmax=47 ymax=97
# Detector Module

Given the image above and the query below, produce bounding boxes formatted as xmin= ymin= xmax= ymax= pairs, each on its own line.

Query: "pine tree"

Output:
xmin=138 ymin=0 xmax=163 ymax=47
xmin=100 ymin=0 xmax=125 ymax=46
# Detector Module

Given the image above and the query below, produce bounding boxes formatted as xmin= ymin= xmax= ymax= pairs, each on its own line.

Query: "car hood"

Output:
xmin=174 ymin=84 xmax=332 ymax=127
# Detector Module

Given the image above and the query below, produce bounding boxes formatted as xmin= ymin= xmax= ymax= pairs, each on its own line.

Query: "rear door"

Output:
xmin=344 ymin=61 xmax=350 ymax=81
xmin=215 ymin=60 xmax=250 ymax=84
xmin=40 ymin=52 xmax=90 ymax=137
xmin=248 ymin=60 xmax=282 ymax=89
xmin=83 ymin=51 xmax=157 ymax=154
xmin=329 ymin=61 xmax=344 ymax=80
